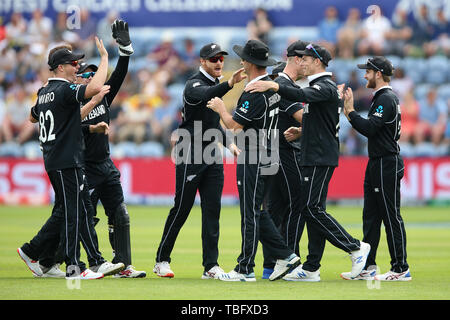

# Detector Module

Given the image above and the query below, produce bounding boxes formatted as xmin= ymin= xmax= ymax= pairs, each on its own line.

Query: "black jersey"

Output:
xmin=81 ymin=56 xmax=129 ymax=163
xmin=274 ymin=73 xmax=303 ymax=151
xmin=180 ymin=68 xmax=232 ymax=147
xmin=233 ymin=74 xmax=281 ymax=154
xmin=277 ymin=72 xmax=341 ymax=167
xmin=31 ymin=78 xmax=87 ymax=172
xmin=349 ymin=86 xmax=401 ymax=158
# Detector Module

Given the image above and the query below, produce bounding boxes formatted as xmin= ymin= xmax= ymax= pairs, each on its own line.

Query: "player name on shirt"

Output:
xmin=38 ymin=92 xmax=55 ymax=104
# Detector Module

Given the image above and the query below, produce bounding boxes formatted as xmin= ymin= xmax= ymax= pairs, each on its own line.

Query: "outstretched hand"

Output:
xmin=228 ymin=68 xmax=246 ymax=87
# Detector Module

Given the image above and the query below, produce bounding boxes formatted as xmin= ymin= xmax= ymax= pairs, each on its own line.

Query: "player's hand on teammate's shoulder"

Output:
xmin=245 ymin=80 xmax=278 ymax=93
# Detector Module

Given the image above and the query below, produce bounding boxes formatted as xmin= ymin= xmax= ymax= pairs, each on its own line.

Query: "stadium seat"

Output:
xmin=137 ymin=141 xmax=165 ymax=157
xmin=437 ymin=84 xmax=450 ymax=101
xmin=0 ymin=142 xmax=24 ymax=157
xmin=414 ymin=83 xmax=432 ymax=100
xmin=110 ymin=141 xmax=140 ymax=159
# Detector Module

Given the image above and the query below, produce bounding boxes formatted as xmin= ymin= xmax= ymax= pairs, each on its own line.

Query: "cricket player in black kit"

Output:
xmin=207 ymin=40 xmax=301 ymax=282
xmin=74 ymin=20 xmax=146 ymax=278
xmin=153 ymin=43 xmax=245 ymax=279
xmin=246 ymin=43 xmax=370 ymax=281
xmin=341 ymin=56 xmax=411 ymax=281
xmin=17 ymin=38 xmax=124 ymax=279
xmin=261 ymin=41 xmax=309 ymax=279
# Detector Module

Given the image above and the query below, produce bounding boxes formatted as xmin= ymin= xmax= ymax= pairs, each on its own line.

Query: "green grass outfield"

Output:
xmin=0 ymin=205 xmax=449 ymax=300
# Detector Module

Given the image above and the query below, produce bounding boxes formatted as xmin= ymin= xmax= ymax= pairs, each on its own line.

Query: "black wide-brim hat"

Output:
xmin=233 ymin=39 xmax=277 ymax=67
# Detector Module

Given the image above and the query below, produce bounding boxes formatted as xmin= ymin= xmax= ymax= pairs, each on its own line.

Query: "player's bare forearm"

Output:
xmin=219 ymin=110 xmax=243 ymax=133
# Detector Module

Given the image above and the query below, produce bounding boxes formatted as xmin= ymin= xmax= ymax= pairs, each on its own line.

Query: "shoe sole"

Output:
xmin=101 ymin=263 xmax=125 ymax=276
xmin=66 ymin=274 xmax=105 ymax=280
xmin=114 ymin=272 xmax=147 ymax=278
xmin=17 ymin=248 xmax=43 ymax=277
xmin=283 ymin=277 xmax=320 ymax=282
xmin=340 ymin=273 xmax=374 ymax=281
xmin=375 ymin=277 xmax=412 ymax=282
xmin=269 ymin=257 xmax=301 ymax=281
xmin=154 ymin=271 xmax=174 ymax=278
xmin=218 ymin=277 xmax=256 ymax=282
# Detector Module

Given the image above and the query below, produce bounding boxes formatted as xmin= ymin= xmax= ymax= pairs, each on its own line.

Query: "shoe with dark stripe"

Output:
xmin=374 ymin=269 xmax=412 ymax=281
xmin=218 ymin=270 xmax=256 ymax=282
xmin=269 ymin=254 xmax=301 ymax=281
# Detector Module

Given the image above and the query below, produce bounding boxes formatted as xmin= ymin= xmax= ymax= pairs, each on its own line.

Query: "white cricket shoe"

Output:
xmin=17 ymin=248 xmax=43 ymax=277
xmin=153 ymin=261 xmax=174 ymax=278
xmin=374 ymin=269 xmax=412 ymax=281
xmin=283 ymin=265 xmax=320 ymax=282
xmin=91 ymin=261 xmax=125 ymax=276
xmin=217 ymin=270 xmax=256 ymax=282
xmin=349 ymin=242 xmax=371 ymax=278
xmin=340 ymin=265 xmax=377 ymax=280
xmin=113 ymin=265 xmax=147 ymax=278
xmin=269 ymin=253 xmax=301 ymax=281
xmin=66 ymin=268 xmax=104 ymax=280
xmin=35 ymin=264 xmax=66 ymax=278
xmin=202 ymin=265 xmax=225 ymax=279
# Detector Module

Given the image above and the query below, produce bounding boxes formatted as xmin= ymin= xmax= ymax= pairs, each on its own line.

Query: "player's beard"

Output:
xmin=366 ymin=76 xmax=376 ymax=89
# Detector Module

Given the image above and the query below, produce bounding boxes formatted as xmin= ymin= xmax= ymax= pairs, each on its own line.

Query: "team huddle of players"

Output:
xmin=17 ymin=19 xmax=411 ymax=282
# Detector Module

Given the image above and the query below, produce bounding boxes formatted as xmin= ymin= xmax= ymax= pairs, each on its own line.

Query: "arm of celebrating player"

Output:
xmin=104 ymin=56 xmax=129 ymax=106
xmin=84 ymin=37 xmax=109 ymax=99
xmin=207 ymin=97 xmax=243 ymax=133
xmin=344 ymin=87 xmax=387 ymax=138
xmin=80 ymin=85 xmax=110 ymax=120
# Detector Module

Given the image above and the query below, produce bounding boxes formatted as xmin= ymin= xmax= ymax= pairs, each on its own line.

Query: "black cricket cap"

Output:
xmin=48 ymin=47 xmax=84 ymax=71
xmin=271 ymin=61 xmax=286 ymax=77
xmin=77 ymin=62 xmax=98 ymax=74
xmin=357 ymin=56 xmax=394 ymax=76
xmin=233 ymin=39 xmax=277 ymax=67
xmin=200 ymin=43 xmax=228 ymax=59
xmin=296 ymin=43 xmax=332 ymax=66
xmin=286 ymin=40 xmax=308 ymax=57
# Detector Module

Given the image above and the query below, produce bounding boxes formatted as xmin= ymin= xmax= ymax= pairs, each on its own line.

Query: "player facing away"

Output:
xmin=18 ymin=38 xmax=124 ymax=279
xmin=207 ymin=39 xmax=302 ymax=282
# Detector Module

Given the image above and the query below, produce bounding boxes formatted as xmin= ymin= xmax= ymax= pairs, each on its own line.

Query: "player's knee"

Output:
xmin=114 ymin=202 xmax=130 ymax=226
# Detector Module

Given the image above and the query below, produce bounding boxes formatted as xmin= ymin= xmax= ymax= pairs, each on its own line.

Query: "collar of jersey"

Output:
xmin=48 ymin=77 xmax=71 ymax=83
xmin=278 ymin=72 xmax=294 ymax=83
xmin=245 ymin=73 xmax=269 ymax=89
xmin=199 ymin=66 xmax=223 ymax=83
xmin=307 ymin=71 xmax=332 ymax=83
xmin=372 ymin=85 xmax=392 ymax=96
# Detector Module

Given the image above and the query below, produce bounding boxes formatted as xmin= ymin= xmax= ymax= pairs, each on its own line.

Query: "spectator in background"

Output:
xmin=1 ymin=85 xmax=36 ymax=144
xmin=73 ymin=9 xmax=97 ymax=58
xmin=97 ymin=11 xmax=119 ymax=58
xmin=406 ymin=4 xmax=435 ymax=57
xmin=117 ymin=95 xmax=153 ymax=144
xmin=108 ymin=92 xmax=127 ymax=144
xmin=347 ymin=70 xmax=371 ymax=112
xmin=247 ymin=7 xmax=272 ymax=45
xmin=391 ymin=68 xmax=414 ymax=101
xmin=337 ymin=8 xmax=363 ymax=58
xmin=0 ymin=16 xmax=6 ymax=42
xmin=428 ymin=7 xmax=450 ymax=56
xmin=317 ymin=6 xmax=341 ymax=56
xmin=399 ymin=90 xmax=420 ymax=144
xmin=27 ymin=9 xmax=53 ymax=45
xmin=178 ymin=38 xmax=199 ymax=82
xmin=52 ymin=12 xmax=68 ymax=43
xmin=358 ymin=6 xmax=392 ymax=56
xmin=385 ymin=8 xmax=412 ymax=56
xmin=0 ymin=96 xmax=5 ymax=143
xmin=414 ymin=87 xmax=447 ymax=145
xmin=5 ymin=12 xmax=27 ymax=51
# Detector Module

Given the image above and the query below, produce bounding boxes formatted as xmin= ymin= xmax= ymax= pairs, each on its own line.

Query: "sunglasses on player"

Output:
xmin=208 ymin=56 xmax=224 ymax=63
xmin=77 ymin=71 xmax=96 ymax=79
xmin=306 ymin=44 xmax=323 ymax=62
xmin=64 ymin=60 xmax=79 ymax=67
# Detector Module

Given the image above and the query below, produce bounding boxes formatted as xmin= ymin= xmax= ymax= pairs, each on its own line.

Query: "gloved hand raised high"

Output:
xmin=111 ymin=19 xmax=134 ymax=56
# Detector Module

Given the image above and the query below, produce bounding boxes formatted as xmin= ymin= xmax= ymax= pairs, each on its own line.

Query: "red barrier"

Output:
xmin=1 ymin=157 xmax=449 ymax=204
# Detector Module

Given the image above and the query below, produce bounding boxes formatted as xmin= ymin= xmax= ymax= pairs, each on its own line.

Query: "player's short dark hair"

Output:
xmin=382 ymin=74 xmax=391 ymax=83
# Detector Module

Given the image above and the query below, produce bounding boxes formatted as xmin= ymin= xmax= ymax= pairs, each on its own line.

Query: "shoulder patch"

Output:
xmin=239 ymin=100 xmax=250 ymax=113
xmin=193 ymin=82 xmax=201 ymax=88
xmin=373 ymin=105 xmax=384 ymax=117
xmin=312 ymin=84 xmax=321 ymax=91
xmin=69 ymin=84 xmax=79 ymax=91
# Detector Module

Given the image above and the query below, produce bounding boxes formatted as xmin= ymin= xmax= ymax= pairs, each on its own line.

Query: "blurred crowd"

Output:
xmin=0 ymin=1 xmax=449 ymax=158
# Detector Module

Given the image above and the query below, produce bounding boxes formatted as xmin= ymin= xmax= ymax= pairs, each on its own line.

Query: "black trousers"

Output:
xmin=156 ymin=158 xmax=224 ymax=272
xmin=300 ymin=166 xmax=361 ymax=272
xmin=235 ymin=161 xmax=294 ymax=275
xmin=85 ymin=158 xmax=129 ymax=265
xmin=21 ymin=167 xmax=105 ymax=272
xmin=263 ymin=148 xmax=306 ymax=269
xmin=363 ymin=155 xmax=408 ymax=273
